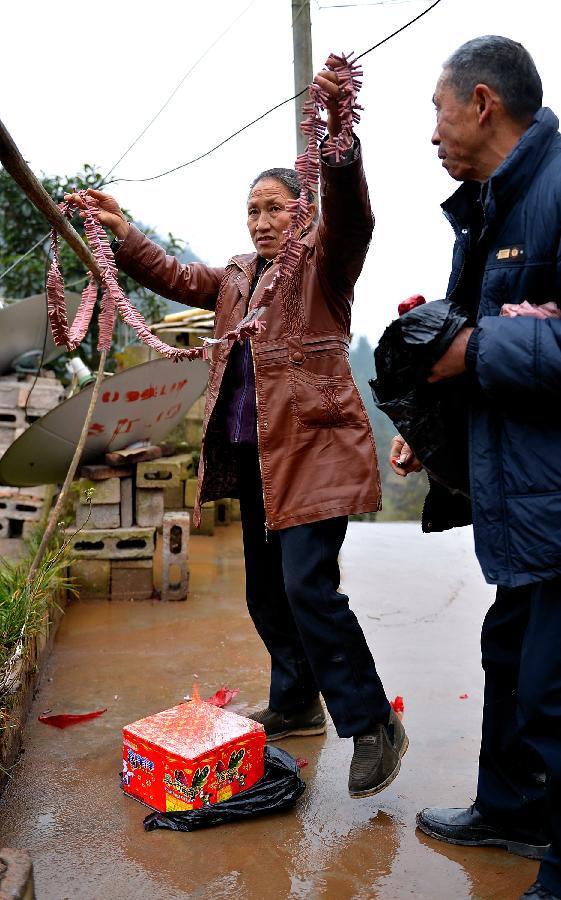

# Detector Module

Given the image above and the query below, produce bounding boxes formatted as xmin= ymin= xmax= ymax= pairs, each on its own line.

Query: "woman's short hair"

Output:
xmin=443 ymin=35 xmax=542 ymax=124
xmin=249 ymin=168 xmax=318 ymax=220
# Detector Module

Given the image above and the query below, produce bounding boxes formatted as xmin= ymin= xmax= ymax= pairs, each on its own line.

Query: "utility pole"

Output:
xmin=291 ymin=0 xmax=313 ymax=157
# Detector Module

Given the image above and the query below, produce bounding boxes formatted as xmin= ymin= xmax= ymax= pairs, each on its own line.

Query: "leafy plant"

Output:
xmin=0 ymin=531 xmax=76 ymax=680
xmin=0 ymin=163 xmax=188 ymax=368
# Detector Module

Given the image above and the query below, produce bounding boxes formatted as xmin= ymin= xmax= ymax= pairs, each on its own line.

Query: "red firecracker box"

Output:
xmin=122 ymin=693 xmax=266 ymax=812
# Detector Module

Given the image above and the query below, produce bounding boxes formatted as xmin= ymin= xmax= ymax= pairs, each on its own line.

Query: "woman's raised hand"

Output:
xmin=313 ymin=57 xmax=342 ymax=138
xmin=63 ymin=188 xmax=130 ymax=241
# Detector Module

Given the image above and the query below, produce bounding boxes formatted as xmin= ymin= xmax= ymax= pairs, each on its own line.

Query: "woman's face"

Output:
xmin=246 ymin=178 xmax=294 ymax=260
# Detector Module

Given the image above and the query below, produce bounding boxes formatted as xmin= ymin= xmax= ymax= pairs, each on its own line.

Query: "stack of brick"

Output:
xmin=0 ymin=484 xmax=49 ymax=541
xmin=67 ymin=454 xmax=195 ymax=603
xmin=0 ymin=374 xmax=64 ymax=454
xmin=0 ymin=373 xmax=65 ymax=547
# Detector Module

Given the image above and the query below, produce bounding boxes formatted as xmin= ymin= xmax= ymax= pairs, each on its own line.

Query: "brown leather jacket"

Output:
xmin=115 ymin=148 xmax=381 ymax=529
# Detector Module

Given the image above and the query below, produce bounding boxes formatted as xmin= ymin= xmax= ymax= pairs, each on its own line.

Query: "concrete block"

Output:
xmin=187 ymin=503 xmax=214 ymax=536
xmin=160 ymin=511 xmax=190 ymax=601
xmin=184 ymin=477 xmax=198 ymax=509
xmin=66 ymin=526 xmax=155 ymax=559
xmin=0 ymin=407 xmax=27 ymax=430
xmin=0 ymin=379 xmax=24 ymax=407
xmin=120 ymin=477 xmax=133 ymax=528
xmin=136 ymin=453 xmax=194 ymax=489
xmin=69 ymin=559 xmax=111 ymax=601
xmin=111 ymin=559 xmax=154 ymax=601
xmin=230 ymin=498 xmax=241 ymax=521
xmin=77 ymin=477 xmax=120 ymax=505
xmin=163 ymin=483 xmax=185 ymax=509
xmin=18 ymin=376 xmax=65 ymax=411
xmin=0 ymin=428 xmax=17 ymax=450
xmin=22 ymin=520 xmax=36 ymax=540
xmin=0 ymin=518 xmax=9 ymax=538
xmin=75 ymin=502 xmax=120 ymax=529
xmin=0 ymin=847 xmax=35 ymax=900
xmin=184 ymin=418 xmax=203 ymax=448
xmin=214 ymin=498 xmax=231 ymax=527
xmin=0 ymin=536 xmax=26 ymax=560
xmin=187 ymin=394 xmax=206 ymax=419
xmin=135 ymin=488 xmax=164 ymax=528
xmin=0 ymin=496 xmax=42 ymax=522
xmin=0 ymin=484 xmax=49 ymax=501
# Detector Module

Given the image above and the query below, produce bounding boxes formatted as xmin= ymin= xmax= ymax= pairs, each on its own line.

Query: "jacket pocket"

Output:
xmin=289 ymin=366 xmax=363 ymax=428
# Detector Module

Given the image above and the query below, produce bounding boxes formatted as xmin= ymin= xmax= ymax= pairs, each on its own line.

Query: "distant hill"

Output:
xmin=131 ymin=222 xmax=210 ymax=319
xmin=350 ymin=334 xmax=428 ymax=521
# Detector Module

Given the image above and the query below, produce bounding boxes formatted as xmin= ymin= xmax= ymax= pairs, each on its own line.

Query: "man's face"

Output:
xmin=431 ymin=72 xmax=485 ymax=182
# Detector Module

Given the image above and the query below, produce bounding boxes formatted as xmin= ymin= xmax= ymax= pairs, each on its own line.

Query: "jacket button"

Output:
xmin=291 ymin=350 xmax=304 ymax=363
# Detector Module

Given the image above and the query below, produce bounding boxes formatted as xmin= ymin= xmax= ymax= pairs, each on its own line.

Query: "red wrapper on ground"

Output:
xmin=122 ymin=699 xmax=265 ymax=813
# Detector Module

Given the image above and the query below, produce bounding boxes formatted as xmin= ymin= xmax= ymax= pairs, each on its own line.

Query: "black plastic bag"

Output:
xmin=143 ymin=745 xmax=305 ymax=832
xmin=370 ymin=300 xmax=471 ymax=495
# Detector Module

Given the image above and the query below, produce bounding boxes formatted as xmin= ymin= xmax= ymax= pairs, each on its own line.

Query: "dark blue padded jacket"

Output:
xmin=439 ymin=107 xmax=561 ymax=588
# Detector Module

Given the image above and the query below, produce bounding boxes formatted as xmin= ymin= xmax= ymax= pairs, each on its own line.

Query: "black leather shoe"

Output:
xmin=416 ymin=804 xmax=550 ymax=860
xmin=520 ymin=882 xmax=561 ymax=899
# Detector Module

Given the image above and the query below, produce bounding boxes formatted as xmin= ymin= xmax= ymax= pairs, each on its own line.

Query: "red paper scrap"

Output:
xmin=390 ymin=695 xmax=405 ymax=719
xmin=459 ymin=694 xmax=469 ymax=700
xmin=205 ymin=686 xmax=240 ymax=708
xmin=38 ymin=709 xmax=107 ymax=729
xmin=295 ymin=757 xmax=309 ymax=769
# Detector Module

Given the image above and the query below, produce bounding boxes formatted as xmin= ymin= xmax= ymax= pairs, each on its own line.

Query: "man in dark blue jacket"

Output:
xmin=390 ymin=35 xmax=561 ymax=900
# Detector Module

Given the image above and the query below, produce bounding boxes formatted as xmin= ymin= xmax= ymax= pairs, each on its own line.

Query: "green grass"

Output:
xmin=0 ymin=530 xmax=75 ymax=681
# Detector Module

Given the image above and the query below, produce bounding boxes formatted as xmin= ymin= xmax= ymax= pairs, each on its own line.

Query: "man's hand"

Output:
xmin=313 ymin=58 xmax=342 ymax=139
xmin=63 ymin=188 xmax=130 ymax=241
xmin=389 ymin=435 xmax=423 ymax=477
xmin=427 ymin=327 xmax=474 ymax=383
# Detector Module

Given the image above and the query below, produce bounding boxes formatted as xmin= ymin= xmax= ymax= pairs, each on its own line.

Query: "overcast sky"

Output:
xmin=2 ymin=0 xmax=560 ymax=345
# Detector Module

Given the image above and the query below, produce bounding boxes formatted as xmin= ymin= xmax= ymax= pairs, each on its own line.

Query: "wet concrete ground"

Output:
xmin=0 ymin=522 xmax=539 ymax=899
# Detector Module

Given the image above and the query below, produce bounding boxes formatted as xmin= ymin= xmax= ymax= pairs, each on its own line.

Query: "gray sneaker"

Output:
xmin=348 ymin=708 xmax=408 ymax=798
xmin=248 ymin=697 xmax=326 ymax=740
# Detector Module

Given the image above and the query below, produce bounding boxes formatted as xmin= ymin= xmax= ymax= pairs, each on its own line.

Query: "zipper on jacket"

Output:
xmin=233 ymin=340 xmax=251 ymax=442
xmin=444 ymin=216 xmax=469 ymax=303
xmin=250 ymin=336 xmax=270 ymax=539
xmin=248 ymin=259 xmax=273 ymax=538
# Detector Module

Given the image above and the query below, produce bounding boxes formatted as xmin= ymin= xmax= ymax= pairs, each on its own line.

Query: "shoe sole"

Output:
xmin=348 ymin=733 xmax=409 ymax=799
xmin=265 ymin=724 xmax=327 ymax=741
xmin=415 ymin=817 xmax=549 ymax=861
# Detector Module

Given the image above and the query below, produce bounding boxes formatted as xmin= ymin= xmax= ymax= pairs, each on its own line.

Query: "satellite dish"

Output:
xmin=0 ymin=292 xmax=83 ymax=374
xmin=0 ymin=357 xmax=209 ymax=486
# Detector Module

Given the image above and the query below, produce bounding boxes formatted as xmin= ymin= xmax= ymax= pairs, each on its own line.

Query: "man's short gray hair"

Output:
xmin=443 ymin=35 xmax=542 ymax=124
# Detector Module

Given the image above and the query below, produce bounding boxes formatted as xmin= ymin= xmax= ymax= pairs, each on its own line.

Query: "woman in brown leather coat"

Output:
xmin=72 ymin=63 xmax=407 ymax=798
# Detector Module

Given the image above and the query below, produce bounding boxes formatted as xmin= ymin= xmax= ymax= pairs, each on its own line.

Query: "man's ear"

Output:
xmin=474 ymin=84 xmax=498 ymax=123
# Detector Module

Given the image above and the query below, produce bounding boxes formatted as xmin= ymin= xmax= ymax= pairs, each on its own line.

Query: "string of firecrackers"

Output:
xmin=46 ymin=52 xmax=362 ymax=360
xmin=253 ymin=51 xmax=364 ymax=320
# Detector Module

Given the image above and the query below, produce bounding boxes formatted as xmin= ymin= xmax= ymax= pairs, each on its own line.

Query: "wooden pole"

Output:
xmin=0 ymin=117 xmax=108 ymax=585
xmin=292 ymin=0 xmax=313 ymax=157
xmin=0 ymin=117 xmax=101 ymax=279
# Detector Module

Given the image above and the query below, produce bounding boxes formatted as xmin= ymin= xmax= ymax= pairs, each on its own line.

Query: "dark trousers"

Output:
xmin=475 ymin=579 xmax=561 ymax=894
xmin=235 ymin=444 xmax=390 ymax=739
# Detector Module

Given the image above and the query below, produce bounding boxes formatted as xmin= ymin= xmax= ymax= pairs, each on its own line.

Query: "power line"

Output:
xmin=0 ymin=0 xmax=259 ymax=284
xmin=0 ymin=233 xmax=50 ymax=283
xmin=108 ymin=0 xmax=443 ymax=185
xmin=1 ymin=0 xmax=443 ymax=281
xmin=100 ymin=0 xmax=258 ymax=184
